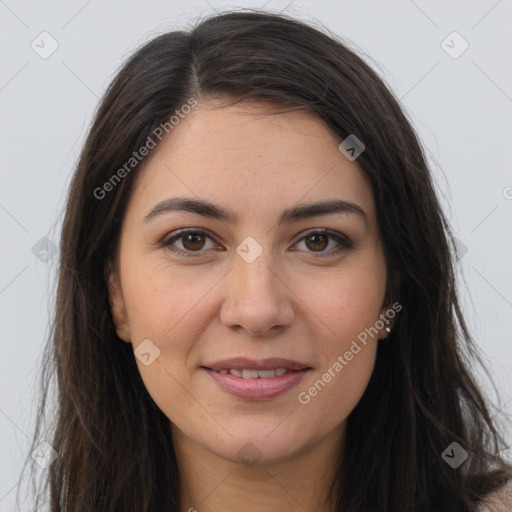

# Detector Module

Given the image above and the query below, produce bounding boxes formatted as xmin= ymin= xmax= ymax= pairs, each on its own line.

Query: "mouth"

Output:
xmin=202 ymin=358 xmax=312 ymax=400
xmin=203 ymin=357 xmax=311 ymax=376
xmin=204 ymin=368 xmax=304 ymax=378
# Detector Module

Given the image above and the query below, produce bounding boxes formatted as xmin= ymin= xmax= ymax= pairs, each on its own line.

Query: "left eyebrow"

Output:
xmin=143 ymin=197 xmax=368 ymax=227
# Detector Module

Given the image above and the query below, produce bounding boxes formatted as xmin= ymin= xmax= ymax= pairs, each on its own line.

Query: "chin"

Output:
xmin=206 ymin=427 xmax=312 ymax=468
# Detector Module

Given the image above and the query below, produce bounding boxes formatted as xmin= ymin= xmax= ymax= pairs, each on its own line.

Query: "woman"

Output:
xmin=20 ymin=10 xmax=512 ymax=512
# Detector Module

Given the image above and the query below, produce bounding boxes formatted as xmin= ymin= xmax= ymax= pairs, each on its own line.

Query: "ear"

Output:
xmin=105 ymin=263 xmax=131 ymax=343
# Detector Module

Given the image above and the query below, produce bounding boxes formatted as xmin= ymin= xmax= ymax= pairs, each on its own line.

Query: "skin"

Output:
xmin=108 ymin=99 xmax=396 ymax=512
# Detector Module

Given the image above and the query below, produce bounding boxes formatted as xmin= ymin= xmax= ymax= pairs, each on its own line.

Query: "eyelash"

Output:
xmin=161 ymin=228 xmax=353 ymax=258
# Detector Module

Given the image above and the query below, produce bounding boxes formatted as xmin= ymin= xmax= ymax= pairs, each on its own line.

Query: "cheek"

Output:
xmin=297 ymin=265 xmax=385 ymax=342
xmin=119 ymin=262 xmax=221 ymax=417
xmin=292 ymin=268 xmax=383 ymax=412
xmin=299 ymin=344 xmax=377 ymax=430
xmin=121 ymin=258 xmax=217 ymax=347
xmin=296 ymin=286 xmax=380 ymax=423
xmin=122 ymin=272 xmax=210 ymax=423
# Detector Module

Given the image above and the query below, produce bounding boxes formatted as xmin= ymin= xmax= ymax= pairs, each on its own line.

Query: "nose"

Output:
xmin=219 ymin=248 xmax=295 ymax=338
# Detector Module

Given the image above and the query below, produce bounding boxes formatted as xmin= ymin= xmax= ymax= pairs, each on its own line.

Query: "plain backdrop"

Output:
xmin=1 ymin=0 xmax=511 ymax=509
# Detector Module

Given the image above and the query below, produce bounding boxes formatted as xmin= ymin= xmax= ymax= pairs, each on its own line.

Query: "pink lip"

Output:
xmin=203 ymin=367 xmax=312 ymax=401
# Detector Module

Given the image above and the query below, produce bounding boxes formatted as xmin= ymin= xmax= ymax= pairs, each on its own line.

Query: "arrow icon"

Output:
xmin=236 ymin=237 xmax=263 ymax=263
xmin=237 ymin=442 xmax=262 ymax=467
xmin=440 ymin=31 xmax=469 ymax=59
xmin=442 ymin=441 xmax=468 ymax=468
xmin=338 ymin=134 xmax=365 ymax=161
xmin=30 ymin=31 xmax=59 ymax=59
xmin=135 ymin=339 xmax=161 ymax=365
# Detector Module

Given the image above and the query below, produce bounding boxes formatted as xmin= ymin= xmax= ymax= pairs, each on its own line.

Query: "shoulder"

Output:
xmin=478 ymin=478 xmax=512 ymax=512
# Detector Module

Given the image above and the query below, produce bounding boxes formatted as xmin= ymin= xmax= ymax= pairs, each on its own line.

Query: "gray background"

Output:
xmin=1 ymin=0 xmax=511 ymax=509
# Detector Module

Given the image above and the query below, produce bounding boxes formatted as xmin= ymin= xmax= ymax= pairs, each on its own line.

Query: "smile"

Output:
xmin=202 ymin=358 xmax=312 ymax=400
xmin=209 ymin=368 xmax=292 ymax=378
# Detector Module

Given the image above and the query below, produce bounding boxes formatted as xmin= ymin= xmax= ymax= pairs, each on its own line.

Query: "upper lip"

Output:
xmin=203 ymin=358 xmax=311 ymax=371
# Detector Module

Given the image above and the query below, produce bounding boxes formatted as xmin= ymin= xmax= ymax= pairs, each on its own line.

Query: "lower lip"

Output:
xmin=204 ymin=368 xmax=311 ymax=401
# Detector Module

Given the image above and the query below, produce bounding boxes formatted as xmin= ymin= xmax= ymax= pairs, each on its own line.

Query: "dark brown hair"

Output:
xmin=19 ymin=10 xmax=511 ymax=511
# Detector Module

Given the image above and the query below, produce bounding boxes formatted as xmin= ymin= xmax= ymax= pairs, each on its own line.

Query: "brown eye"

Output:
xmin=304 ymin=234 xmax=329 ymax=252
xmin=163 ymin=229 xmax=217 ymax=257
xmin=182 ymin=233 xmax=206 ymax=251
xmin=294 ymin=229 xmax=353 ymax=257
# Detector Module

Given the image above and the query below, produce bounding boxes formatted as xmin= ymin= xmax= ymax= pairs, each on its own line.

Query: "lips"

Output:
xmin=202 ymin=358 xmax=312 ymax=400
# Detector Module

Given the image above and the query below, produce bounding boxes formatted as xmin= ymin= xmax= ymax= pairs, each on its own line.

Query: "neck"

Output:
xmin=173 ymin=425 xmax=344 ymax=512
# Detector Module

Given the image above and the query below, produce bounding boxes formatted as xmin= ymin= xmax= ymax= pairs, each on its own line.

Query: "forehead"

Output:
xmin=127 ymin=100 xmax=376 ymax=225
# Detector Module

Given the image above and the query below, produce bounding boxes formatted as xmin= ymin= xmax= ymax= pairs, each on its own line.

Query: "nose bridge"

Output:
xmin=220 ymin=235 xmax=294 ymax=335
xmin=233 ymin=236 xmax=280 ymax=298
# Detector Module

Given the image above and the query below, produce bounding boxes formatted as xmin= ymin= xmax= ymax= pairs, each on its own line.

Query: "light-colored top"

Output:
xmin=478 ymin=479 xmax=512 ymax=512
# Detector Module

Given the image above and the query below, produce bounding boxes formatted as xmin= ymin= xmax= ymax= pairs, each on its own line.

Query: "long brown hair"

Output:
xmin=18 ymin=10 xmax=511 ymax=511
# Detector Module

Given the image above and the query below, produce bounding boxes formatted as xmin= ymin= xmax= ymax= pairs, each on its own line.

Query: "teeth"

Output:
xmin=258 ymin=369 xmax=277 ymax=378
xmin=242 ymin=369 xmax=259 ymax=379
xmin=217 ymin=368 xmax=290 ymax=378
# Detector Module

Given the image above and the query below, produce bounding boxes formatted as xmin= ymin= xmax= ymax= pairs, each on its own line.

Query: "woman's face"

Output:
xmin=108 ymin=100 xmax=392 ymax=466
